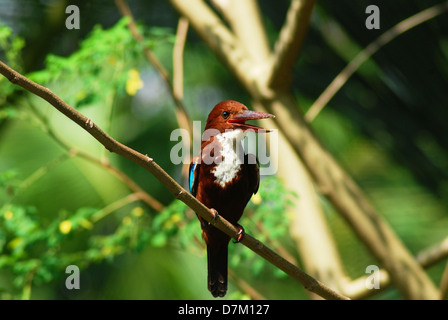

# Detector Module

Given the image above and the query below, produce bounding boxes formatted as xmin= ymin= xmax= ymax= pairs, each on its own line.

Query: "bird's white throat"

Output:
xmin=212 ymin=129 xmax=246 ymax=187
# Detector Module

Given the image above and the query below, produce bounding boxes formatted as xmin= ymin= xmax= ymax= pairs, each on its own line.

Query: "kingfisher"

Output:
xmin=189 ymin=100 xmax=274 ymax=297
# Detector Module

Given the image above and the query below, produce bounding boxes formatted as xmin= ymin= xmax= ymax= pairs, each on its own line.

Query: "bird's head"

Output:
xmin=204 ymin=100 xmax=275 ymax=134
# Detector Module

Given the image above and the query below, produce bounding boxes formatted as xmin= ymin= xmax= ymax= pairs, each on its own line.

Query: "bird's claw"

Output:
xmin=233 ymin=225 xmax=245 ymax=243
xmin=209 ymin=208 xmax=219 ymax=225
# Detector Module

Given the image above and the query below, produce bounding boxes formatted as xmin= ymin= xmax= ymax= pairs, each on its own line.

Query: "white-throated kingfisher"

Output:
xmin=189 ymin=100 xmax=274 ymax=297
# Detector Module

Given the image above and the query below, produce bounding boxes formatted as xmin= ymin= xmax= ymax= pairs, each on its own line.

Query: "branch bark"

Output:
xmin=168 ymin=0 xmax=441 ymax=299
xmin=0 ymin=59 xmax=349 ymax=300
xmin=173 ymin=17 xmax=189 ymax=101
xmin=345 ymin=236 xmax=448 ymax=299
xmin=211 ymin=0 xmax=350 ymax=298
xmin=305 ymin=1 xmax=448 ymax=123
xmin=27 ymin=99 xmax=165 ymax=212
xmin=268 ymin=0 xmax=315 ymax=89
xmin=211 ymin=0 xmax=271 ymax=64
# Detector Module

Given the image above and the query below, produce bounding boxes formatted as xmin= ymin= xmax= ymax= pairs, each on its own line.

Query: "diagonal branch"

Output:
xmin=441 ymin=260 xmax=448 ymax=299
xmin=268 ymin=0 xmax=316 ymax=89
xmin=305 ymin=1 xmax=448 ymax=123
xmin=345 ymin=236 xmax=448 ymax=299
xmin=168 ymin=0 xmax=441 ymax=299
xmin=210 ymin=0 xmax=350 ymax=298
xmin=0 ymin=59 xmax=348 ymax=300
xmin=228 ymin=269 xmax=267 ymax=300
xmin=116 ymin=0 xmax=196 ymax=185
xmin=26 ymin=98 xmax=165 ymax=212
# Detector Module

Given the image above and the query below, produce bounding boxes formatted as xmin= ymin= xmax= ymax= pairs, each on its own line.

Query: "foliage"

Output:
xmin=0 ymin=24 xmax=24 ymax=71
xmin=0 ymin=24 xmax=24 ymax=119
xmin=0 ymin=203 xmax=150 ymax=299
xmin=230 ymin=177 xmax=295 ymax=278
xmin=0 ymin=16 xmax=293 ymax=299
xmin=1 ymin=0 xmax=447 ymax=300
xmin=0 ymin=18 xmax=170 ymax=299
xmin=29 ymin=17 xmax=142 ymax=108
xmin=149 ymin=177 xmax=294 ymax=279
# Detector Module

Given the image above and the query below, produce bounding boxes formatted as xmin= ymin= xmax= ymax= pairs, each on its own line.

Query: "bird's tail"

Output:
xmin=207 ymin=241 xmax=228 ymax=298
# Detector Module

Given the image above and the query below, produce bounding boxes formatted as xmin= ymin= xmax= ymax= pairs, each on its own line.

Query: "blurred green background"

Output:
xmin=0 ymin=0 xmax=448 ymax=299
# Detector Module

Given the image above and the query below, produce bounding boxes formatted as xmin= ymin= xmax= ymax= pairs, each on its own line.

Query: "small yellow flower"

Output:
xmin=59 ymin=220 xmax=72 ymax=234
xmin=8 ymin=237 xmax=23 ymax=249
xmin=171 ymin=213 xmax=181 ymax=223
xmin=163 ymin=213 xmax=181 ymax=229
xmin=125 ymin=69 xmax=144 ymax=96
xmin=122 ymin=216 xmax=132 ymax=226
xmin=132 ymin=207 xmax=144 ymax=217
xmin=4 ymin=211 xmax=13 ymax=220
xmin=251 ymin=193 xmax=262 ymax=205
xmin=101 ymin=246 xmax=112 ymax=256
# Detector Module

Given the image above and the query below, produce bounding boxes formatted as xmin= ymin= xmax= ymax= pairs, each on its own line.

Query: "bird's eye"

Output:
xmin=222 ymin=111 xmax=230 ymax=119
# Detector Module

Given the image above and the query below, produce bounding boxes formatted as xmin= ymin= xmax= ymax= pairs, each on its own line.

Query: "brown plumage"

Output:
xmin=189 ymin=100 xmax=274 ymax=297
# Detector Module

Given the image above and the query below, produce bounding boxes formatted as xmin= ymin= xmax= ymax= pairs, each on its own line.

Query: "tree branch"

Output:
xmin=228 ymin=269 xmax=267 ymax=300
xmin=91 ymin=192 xmax=142 ymax=223
xmin=0 ymin=59 xmax=348 ymax=300
xmin=345 ymin=236 xmax=448 ymax=299
xmin=211 ymin=0 xmax=271 ymax=64
xmin=440 ymin=260 xmax=448 ymax=300
xmin=305 ymin=1 xmax=448 ymax=122
xmin=116 ymin=0 xmax=197 ymax=185
xmin=115 ymin=0 xmax=193 ymax=136
xmin=173 ymin=17 xmax=189 ymax=101
xmin=268 ymin=0 xmax=316 ymax=89
xmin=168 ymin=0 xmax=441 ymax=299
xmin=210 ymin=0 xmax=350 ymax=298
xmin=168 ymin=0 xmax=256 ymax=95
xmin=26 ymin=98 xmax=165 ymax=212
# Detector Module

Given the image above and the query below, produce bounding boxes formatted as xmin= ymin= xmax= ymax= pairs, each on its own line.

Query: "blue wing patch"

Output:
xmin=189 ymin=155 xmax=200 ymax=197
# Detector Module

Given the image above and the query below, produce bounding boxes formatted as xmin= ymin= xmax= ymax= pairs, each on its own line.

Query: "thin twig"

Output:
xmin=21 ymin=261 xmax=40 ymax=300
xmin=228 ymin=269 xmax=267 ymax=300
xmin=173 ymin=17 xmax=192 ymax=181
xmin=26 ymin=97 xmax=165 ymax=212
xmin=346 ymin=236 xmax=448 ymax=299
xmin=91 ymin=192 xmax=142 ymax=223
xmin=0 ymin=59 xmax=348 ymax=300
xmin=415 ymin=236 xmax=448 ymax=269
xmin=0 ymin=151 xmax=74 ymax=214
xmin=173 ymin=17 xmax=189 ymax=101
xmin=115 ymin=0 xmax=193 ymax=136
xmin=116 ymin=0 xmax=195 ymax=186
xmin=77 ymin=151 xmax=165 ymax=212
xmin=210 ymin=0 xmax=349 ymax=297
xmin=440 ymin=260 xmax=448 ymax=300
xmin=168 ymin=0 xmax=441 ymax=299
xmin=254 ymin=219 xmax=298 ymax=266
xmin=305 ymin=1 xmax=448 ymax=123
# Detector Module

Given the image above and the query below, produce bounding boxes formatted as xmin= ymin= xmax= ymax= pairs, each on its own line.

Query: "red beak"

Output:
xmin=228 ymin=110 xmax=275 ymax=132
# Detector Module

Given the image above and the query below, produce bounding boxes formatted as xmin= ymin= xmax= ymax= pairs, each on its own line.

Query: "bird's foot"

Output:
xmin=233 ymin=224 xmax=245 ymax=243
xmin=209 ymin=208 xmax=219 ymax=225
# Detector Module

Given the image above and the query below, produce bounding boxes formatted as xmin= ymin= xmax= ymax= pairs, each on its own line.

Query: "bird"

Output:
xmin=189 ymin=100 xmax=274 ymax=297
